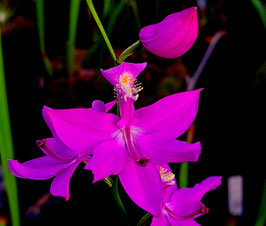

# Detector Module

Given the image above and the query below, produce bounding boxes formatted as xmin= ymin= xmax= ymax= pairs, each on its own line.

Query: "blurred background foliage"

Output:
xmin=0 ymin=0 xmax=265 ymax=225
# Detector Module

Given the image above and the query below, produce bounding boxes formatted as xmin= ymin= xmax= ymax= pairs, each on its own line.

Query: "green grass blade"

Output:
xmin=0 ymin=32 xmax=20 ymax=226
xmin=36 ymin=0 xmax=53 ymax=77
xmin=255 ymin=179 xmax=266 ymax=226
xmin=251 ymin=0 xmax=266 ymax=29
xmin=66 ymin=0 xmax=81 ymax=76
xmin=106 ymin=0 xmax=126 ymax=35
xmin=129 ymin=0 xmax=141 ymax=30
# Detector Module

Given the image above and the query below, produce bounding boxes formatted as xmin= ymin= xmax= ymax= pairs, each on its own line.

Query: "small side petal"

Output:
xmin=92 ymin=100 xmax=106 ymax=112
xmin=100 ymin=62 xmax=147 ymax=86
xmin=105 ymin=100 xmax=117 ymax=112
xmin=42 ymin=106 xmax=119 ymax=152
xmin=119 ymin=160 xmax=163 ymax=217
xmin=135 ymin=133 xmax=201 ymax=165
xmin=135 ymin=89 xmax=202 ymax=139
xmin=8 ymin=157 xmax=72 ymax=180
xmin=84 ymin=135 xmax=127 ymax=182
xmin=50 ymin=160 xmax=80 ymax=200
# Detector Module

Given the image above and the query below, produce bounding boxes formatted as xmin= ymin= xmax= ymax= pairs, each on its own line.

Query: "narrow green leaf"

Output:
xmin=0 ymin=31 xmax=20 ymax=226
xmin=117 ymin=40 xmax=141 ymax=64
xmin=255 ymin=179 xmax=266 ymax=226
xmin=129 ymin=0 xmax=141 ymax=30
xmin=66 ymin=0 xmax=81 ymax=76
xmin=106 ymin=0 xmax=126 ymax=35
xmin=103 ymin=0 xmax=113 ymax=18
xmin=36 ymin=0 xmax=53 ymax=77
xmin=110 ymin=176 xmax=129 ymax=225
xmin=251 ymin=0 xmax=266 ymax=29
xmin=137 ymin=213 xmax=152 ymax=226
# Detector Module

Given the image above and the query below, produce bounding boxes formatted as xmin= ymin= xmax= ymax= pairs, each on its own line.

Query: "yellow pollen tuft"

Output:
xmin=160 ymin=167 xmax=176 ymax=186
xmin=115 ymin=72 xmax=143 ymax=101
xmin=120 ymin=73 xmax=134 ymax=86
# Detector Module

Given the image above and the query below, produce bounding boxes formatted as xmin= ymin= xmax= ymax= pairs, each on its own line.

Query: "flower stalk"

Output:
xmin=86 ymin=0 xmax=117 ymax=62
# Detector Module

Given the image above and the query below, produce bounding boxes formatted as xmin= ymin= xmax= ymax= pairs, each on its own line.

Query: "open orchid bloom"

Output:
xmin=41 ymin=62 xmax=202 ymax=216
xmin=152 ymin=169 xmax=222 ymax=226
xmin=8 ymin=100 xmax=116 ymax=200
xmin=139 ymin=7 xmax=198 ymax=59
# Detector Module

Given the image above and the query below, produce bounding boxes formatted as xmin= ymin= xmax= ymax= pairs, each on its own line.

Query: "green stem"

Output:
xmin=110 ymin=176 xmax=130 ymax=225
xmin=36 ymin=0 xmax=53 ymax=78
xmin=66 ymin=0 xmax=81 ymax=76
xmin=0 ymin=30 xmax=20 ymax=226
xmin=255 ymin=179 xmax=266 ymax=226
xmin=86 ymin=0 xmax=117 ymax=61
xmin=179 ymin=123 xmax=195 ymax=188
xmin=179 ymin=162 xmax=189 ymax=188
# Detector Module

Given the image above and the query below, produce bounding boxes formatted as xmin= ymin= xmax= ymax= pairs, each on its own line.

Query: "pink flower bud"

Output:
xmin=139 ymin=7 xmax=198 ymax=58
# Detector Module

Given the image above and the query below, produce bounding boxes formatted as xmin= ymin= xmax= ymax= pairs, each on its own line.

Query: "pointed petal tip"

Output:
xmin=42 ymin=105 xmax=52 ymax=111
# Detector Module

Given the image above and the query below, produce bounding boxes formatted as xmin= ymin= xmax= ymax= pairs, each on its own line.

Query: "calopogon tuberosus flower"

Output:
xmin=40 ymin=62 xmax=202 ymax=216
xmin=153 ymin=165 xmax=221 ymax=226
xmin=139 ymin=7 xmax=198 ymax=59
xmin=8 ymin=100 xmax=116 ymax=200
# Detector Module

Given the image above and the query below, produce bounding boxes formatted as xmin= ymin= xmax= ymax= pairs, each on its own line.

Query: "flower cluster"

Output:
xmin=8 ymin=6 xmax=221 ymax=225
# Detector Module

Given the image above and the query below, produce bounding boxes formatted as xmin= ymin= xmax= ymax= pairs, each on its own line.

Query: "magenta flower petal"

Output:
xmin=136 ymin=134 xmax=201 ymax=164
xmin=104 ymin=100 xmax=117 ymax=112
xmin=100 ymin=62 xmax=147 ymax=86
xmin=168 ymin=218 xmax=200 ymax=226
xmin=8 ymin=157 xmax=72 ymax=180
xmin=181 ymin=176 xmax=222 ymax=201
xmin=50 ymin=160 xmax=80 ymax=200
xmin=135 ymin=89 xmax=202 ymax=138
xmin=84 ymin=135 xmax=127 ymax=182
xmin=119 ymin=160 xmax=163 ymax=217
xmin=139 ymin=7 xmax=198 ymax=58
xmin=166 ymin=176 xmax=221 ymax=220
xmin=38 ymin=138 xmax=77 ymax=160
xmin=151 ymin=213 xmax=171 ymax=226
xmin=42 ymin=106 xmax=119 ymax=152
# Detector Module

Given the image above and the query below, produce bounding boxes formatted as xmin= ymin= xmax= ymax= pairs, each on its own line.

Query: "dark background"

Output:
xmin=1 ymin=0 xmax=265 ymax=225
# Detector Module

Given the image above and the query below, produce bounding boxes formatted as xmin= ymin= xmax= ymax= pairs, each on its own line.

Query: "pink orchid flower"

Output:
xmin=40 ymin=62 xmax=202 ymax=216
xmin=8 ymin=100 xmax=116 ymax=200
xmin=153 ymin=164 xmax=222 ymax=226
xmin=139 ymin=7 xmax=198 ymax=59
